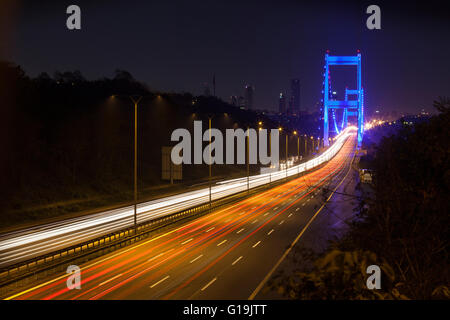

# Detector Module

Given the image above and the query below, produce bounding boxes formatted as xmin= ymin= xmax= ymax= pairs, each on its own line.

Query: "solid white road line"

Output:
xmin=249 ymin=148 xmax=356 ymax=300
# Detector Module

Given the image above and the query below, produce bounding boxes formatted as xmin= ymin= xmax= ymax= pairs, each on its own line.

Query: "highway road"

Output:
xmin=5 ymin=133 xmax=356 ymax=300
xmin=0 ymin=127 xmax=356 ymax=269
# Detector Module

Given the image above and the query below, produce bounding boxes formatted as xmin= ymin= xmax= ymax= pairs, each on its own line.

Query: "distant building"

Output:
xmin=279 ymin=92 xmax=286 ymax=114
xmin=230 ymin=95 xmax=238 ymax=106
xmin=238 ymin=96 xmax=245 ymax=108
xmin=290 ymin=78 xmax=300 ymax=115
xmin=203 ymin=82 xmax=211 ymax=96
xmin=244 ymin=84 xmax=254 ymax=110
xmin=288 ymin=96 xmax=294 ymax=115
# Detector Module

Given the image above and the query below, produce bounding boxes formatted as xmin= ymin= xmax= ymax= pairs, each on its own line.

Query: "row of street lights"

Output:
xmin=108 ymin=96 xmax=333 ymax=234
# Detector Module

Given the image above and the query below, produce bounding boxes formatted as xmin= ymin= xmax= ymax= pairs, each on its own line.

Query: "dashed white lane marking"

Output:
xmin=98 ymin=274 xmax=122 ymax=287
xmin=232 ymin=256 xmax=243 ymax=266
xmin=274 ymin=207 xmax=279 ymax=210
xmin=302 ymin=203 xmax=306 ymax=206
xmin=182 ymin=238 xmax=194 ymax=245
xmin=252 ymin=241 xmax=261 ymax=248
xmin=217 ymin=240 xmax=227 ymax=246
xmin=279 ymin=220 xmax=285 ymax=225
xmin=148 ymin=248 xmax=174 ymax=262
xmin=237 ymin=228 xmax=245 ymax=234
xmin=264 ymin=212 xmax=270 ymax=216
xmin=190 ymin=254 xmax=203 ymax=263
xmin=201 ymin=277 xmax=217 ymax=291
xmin=150 ymin=275 xmax=170 ymax=288
xmin=205 ymin=227 xmax=215 ymax=232
xmin=225 ymin=218 xmax=231 ymax=223
xmin=296 ymin=207 xmax=300 ymax=212
xmin=288 ymin=213 xmax=292 ymax=218
xmin=252 ymin=219 xmax=258 ymax=224
xmin=267 ymin=229 xmax=274 ymax=235
xmin=251 ymin=206 xmax=257 ymax=209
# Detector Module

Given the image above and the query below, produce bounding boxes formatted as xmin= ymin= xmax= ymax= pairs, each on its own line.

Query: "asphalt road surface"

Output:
xmin=6 ymin=134 xmax=356 ymax=300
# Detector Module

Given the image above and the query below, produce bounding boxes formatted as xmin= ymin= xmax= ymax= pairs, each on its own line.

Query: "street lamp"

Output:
xmin=293 ymin=131 xmax=299 ymax=161
xmin=246 ymin=120 xmax=263 ymax=193
xmin=131 ymin=95 xmax=142 ymax=234
xmin=285 ymin=133 xmax=288 ymax=180
xmin=111 ymin=94 xmax=148 ymax=235
xmin=304 ymin=134 xmax=307 ymax=157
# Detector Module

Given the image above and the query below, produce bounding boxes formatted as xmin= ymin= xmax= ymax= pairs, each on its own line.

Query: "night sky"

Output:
xmin=1 ymin=0 xmax=449 ymax=115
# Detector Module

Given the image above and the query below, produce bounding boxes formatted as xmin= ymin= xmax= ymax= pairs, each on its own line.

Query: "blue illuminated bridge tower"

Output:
xmin=323 ymin=52 xmax=364 ymax=147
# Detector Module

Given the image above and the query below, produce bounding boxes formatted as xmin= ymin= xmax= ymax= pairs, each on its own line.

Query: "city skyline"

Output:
xmin=1 ymin=1 xmax=449 ymax=115
xmin=0 ymin=0 xmax=448 ymax=304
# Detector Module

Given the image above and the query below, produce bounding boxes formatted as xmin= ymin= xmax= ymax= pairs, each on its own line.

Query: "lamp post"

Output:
xmin=293 ymin=131 xmax=299 ymax=160
xmin=130 ymin=96 xmax=142 ymax=235
xmin=247 ymin=125 xmax=250 ymax=193
xmin=111 ymin=94 xmax=147 ymax=235
xmin=304 ymin=135 xmax=307 ymax=157
xmin=285 ymin=133 xmax=288 ymax=180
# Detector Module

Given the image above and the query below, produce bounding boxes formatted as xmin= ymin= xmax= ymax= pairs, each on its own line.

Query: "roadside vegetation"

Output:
xmin=0 ymin=61 xmax=321 ymax=230
xmin=268 ymin=98 xmax=450 ymax=299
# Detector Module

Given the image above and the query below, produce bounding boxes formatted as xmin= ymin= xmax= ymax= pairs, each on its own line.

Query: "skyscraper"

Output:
xmin=290 ymin=78 xmax=300 ymax=115
xmin=244 ymin=84 xmax=254 ymax=110
xmin=230 ymin=95 xmax=238 ymax=106
xmin=279 ymin=92 xmax=286 ymax=114
xmin=238 ymin=96 xmax=245 ymax=108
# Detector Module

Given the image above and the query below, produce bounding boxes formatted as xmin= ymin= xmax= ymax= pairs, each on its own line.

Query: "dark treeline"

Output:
xmin=268 ymin=98 xmax=450 ymax=299
xmin=0 ymin=61 xmax=315 ymax=229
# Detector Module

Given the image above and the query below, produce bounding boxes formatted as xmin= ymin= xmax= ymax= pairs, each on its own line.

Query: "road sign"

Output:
xmin=162 ymin=147 xmax=182 ymax=183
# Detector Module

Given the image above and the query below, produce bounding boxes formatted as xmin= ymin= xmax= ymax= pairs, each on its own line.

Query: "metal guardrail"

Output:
xmin=0 ymin=171 xmax=305 ymax=296
xmin=0 ymin=128 xmax=356 ymax=297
